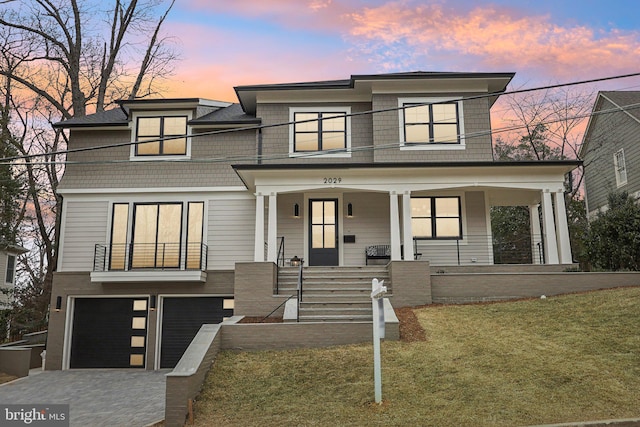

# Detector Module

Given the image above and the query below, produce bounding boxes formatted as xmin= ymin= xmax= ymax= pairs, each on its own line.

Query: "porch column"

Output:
xmin=541 ymin=190 xmax=559 ymax=264
xmin=254 ymin=193 xmax=264 ymax=262
xmin=267 ymin=193 xmax=278 ymax=263
xmin=402 ymin=191 xmax=414 ymax=260
xmin=389 ymin=191 xmax=402 ymax=261
xmin=529 ymin=204 xmax=542 ymax=264
xmin=554 ymin=191 xmax=573 ymax=264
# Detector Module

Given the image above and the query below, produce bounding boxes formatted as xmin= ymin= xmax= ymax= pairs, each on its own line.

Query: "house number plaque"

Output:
xmin=323 ymin=177 xmax=342 ymax=184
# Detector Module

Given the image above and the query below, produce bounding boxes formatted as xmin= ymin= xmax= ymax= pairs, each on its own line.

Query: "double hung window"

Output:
xmin=399 ymin=98 xmax=464 ymax=148
xmin=411 ymin=197 xmax=462 ymax=239
xmin=135 ymin=116 xmax=188 ymax=156
xmin=290 ymin=107 xmax=351 ymax=156
xmin=614 ymin=149 xmax=627 ymax=187
xmin=5 ymin=255 xmax=16 ymax=283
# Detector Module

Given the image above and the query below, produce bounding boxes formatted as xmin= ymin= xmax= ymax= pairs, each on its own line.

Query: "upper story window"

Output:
xmin=399 ymin=97 xmax=465 ymax=150
xmin=411 ymin=197 xmax=462 ymax=239
xmin=130 ymin=112 xmax=191 ymax=160
xmin=289 ymin=107 xmax=351 ymax=157
xmin=614 ymin=148 xmax=627 ymax=187
xmin=5 ymin=254 xmax=16 ymax=284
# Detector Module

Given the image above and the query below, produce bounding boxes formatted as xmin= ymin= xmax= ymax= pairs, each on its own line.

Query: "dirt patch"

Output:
xmin=395 ymin=307 xmax=427 ymax=342
xmin=238 ymin=316 xmax=283 ymax=323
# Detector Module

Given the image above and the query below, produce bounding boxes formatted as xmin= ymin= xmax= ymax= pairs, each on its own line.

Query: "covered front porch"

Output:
xmin=233 ymin=161 xmax=580 ymax=268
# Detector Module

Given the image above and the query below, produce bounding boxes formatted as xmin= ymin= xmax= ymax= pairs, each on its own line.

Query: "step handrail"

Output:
xmin=296 ymin=259 xmax=304 ymax=322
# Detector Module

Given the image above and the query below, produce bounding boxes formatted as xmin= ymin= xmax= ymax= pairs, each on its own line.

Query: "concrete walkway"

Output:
xmin=0 ymin=369 xmax=168 ymax=427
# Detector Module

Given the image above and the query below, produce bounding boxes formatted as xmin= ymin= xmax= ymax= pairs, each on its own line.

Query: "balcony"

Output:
xmin=91 ymin=242 xmax=208 ymax=283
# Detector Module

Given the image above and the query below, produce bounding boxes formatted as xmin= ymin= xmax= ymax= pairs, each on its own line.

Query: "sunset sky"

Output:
xmin=160 ymin=0 xmax=640 ymax=101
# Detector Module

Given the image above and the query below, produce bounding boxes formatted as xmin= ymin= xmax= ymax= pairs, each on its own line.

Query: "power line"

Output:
xmin=1 ymin=71 xmax=640 ymax=165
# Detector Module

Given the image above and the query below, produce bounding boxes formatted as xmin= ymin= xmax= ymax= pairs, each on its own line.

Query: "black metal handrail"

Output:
xmin=296 ymin=258 xmax=304 ymax=322
xmin=93 ymin=242 xmax=207 ymax=272
xmin=277 ymin=236 xmax=285 ymax=267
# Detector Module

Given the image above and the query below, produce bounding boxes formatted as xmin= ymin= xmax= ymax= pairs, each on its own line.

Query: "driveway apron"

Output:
xmin=0 ymin=370 xmax=168 ymax=427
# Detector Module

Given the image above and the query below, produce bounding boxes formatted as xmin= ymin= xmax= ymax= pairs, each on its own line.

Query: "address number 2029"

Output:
xmin=323 ymin=177 xmax=342 ymax=184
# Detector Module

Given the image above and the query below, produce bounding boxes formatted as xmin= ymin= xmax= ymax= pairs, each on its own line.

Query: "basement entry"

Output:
xmin=159 ymin=297 xmax=233 ymax=369
xmin=70 ymin=298 xmax=148 ymax=369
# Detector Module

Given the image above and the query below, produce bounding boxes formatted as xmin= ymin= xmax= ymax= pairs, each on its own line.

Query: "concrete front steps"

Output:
xmin=277 ymin=266 xmax=390 ymax=322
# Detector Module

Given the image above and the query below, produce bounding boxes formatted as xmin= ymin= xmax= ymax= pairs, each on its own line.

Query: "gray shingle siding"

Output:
xmin=583 ymin=97 xmax=640 ymax=213
xmin=59 ymin=128 xmax=256 ymax=189
xmin=372 ymin=94 xmax=493 ymax=162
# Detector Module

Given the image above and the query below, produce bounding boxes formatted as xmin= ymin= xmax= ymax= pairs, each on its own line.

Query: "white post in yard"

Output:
xmin=371 ymin=278 xmax=387 ymax=404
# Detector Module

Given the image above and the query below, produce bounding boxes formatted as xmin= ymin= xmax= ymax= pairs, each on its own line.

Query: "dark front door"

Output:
xmin=309 ymin=199 xmax=339 ymax=266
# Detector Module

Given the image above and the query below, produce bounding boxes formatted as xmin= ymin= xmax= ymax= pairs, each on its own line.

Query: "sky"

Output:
xmin=159 ymin=0 xmax=640 ymax=102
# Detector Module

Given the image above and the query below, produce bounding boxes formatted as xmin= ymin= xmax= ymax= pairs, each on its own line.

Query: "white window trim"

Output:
xmin=289 ymin=106 xmax=352 ymax=158
xmin=5 ymin=254 xmax=16 ymax=284
xmin=614 ymin=148 xmax=627 ymax=187
xmin=129 ymin=110 xmax=193 ymax=161
xmin=398 ymin=97 xmax=466 ymax=151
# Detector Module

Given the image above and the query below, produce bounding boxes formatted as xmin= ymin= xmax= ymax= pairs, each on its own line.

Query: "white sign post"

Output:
xmin=371 ymin=278 xmax=387 ymax=404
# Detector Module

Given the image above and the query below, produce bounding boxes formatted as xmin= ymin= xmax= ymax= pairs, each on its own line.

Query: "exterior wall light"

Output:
xmin=293 ymin=203 xmax=300 ymax=218
xmin=55 ymin=296 xmax=62 ymax=312
xmin=347 ymin=203 xmax=353 ymax=218
xmin=150 ymin=295 xmax=157 ymax=311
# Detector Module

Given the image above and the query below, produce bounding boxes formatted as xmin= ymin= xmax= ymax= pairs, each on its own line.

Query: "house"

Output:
xmin=0 ymin=243 xmax=27 ymax=309
xmin=45 ymin=71 xmax=580 ymax=371
xmin=581 ymin=91 xmax=640 ymax=217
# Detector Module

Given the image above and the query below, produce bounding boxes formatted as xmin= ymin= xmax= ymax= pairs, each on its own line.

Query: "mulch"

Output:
xmin=394 ymin=307 xmax=427 ymax=342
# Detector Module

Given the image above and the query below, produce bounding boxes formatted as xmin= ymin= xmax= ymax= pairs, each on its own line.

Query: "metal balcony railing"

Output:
xmin=414 ymin=234 xmax=545 ymax=266
xmin=93 ymin=242 xmax=208 ymax=272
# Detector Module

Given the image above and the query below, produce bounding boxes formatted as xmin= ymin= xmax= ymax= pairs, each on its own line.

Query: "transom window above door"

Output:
xmin=289 ymin=107 xmax=351 ymax=157
xmin=133 ymin=115 xmax=188 ymax=157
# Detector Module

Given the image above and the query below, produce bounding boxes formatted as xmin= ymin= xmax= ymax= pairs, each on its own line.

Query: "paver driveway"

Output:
xmin=0 ymin=370 xmax=168 ymax=427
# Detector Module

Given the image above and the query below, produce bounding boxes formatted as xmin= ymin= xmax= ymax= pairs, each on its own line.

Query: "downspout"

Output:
xmin=257 ymin=127 xmax=263 ymax=165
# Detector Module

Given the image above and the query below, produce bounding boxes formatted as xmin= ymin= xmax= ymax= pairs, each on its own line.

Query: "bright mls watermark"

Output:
xmin=1 ymin=405 xmax=69 ymax=426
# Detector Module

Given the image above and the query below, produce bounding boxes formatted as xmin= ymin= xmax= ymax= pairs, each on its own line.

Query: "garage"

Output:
xmin=69 ymin=297 xmax=148 ymax=369
xmin=159 ymin=297 xmax=232 ymax=368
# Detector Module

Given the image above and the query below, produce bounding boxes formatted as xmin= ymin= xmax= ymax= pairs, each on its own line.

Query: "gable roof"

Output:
xmin=190 ymin=103 xmax=261 ymax=126
xmin=579 ymin=91 xmax=640 ymax=157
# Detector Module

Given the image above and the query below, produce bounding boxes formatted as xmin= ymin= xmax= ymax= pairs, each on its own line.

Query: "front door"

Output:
xmin=309 ymin=199 xmax=339 ymax=266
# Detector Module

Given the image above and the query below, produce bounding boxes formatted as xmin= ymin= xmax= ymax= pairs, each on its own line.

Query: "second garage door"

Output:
xmin=159 ymin=297 xmax=232 ymax=368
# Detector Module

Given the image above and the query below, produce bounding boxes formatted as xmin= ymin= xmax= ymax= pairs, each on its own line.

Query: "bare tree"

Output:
xmin=0 ymin=0 xmax=177 ymax=333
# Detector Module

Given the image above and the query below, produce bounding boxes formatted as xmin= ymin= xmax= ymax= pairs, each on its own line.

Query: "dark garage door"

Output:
xmin=70 ymin=298 xmax=148 ymax=369
xmin=160 ymin=297 xmax=231 ymax=368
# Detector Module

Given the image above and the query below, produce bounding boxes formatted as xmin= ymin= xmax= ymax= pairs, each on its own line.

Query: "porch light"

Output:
xmin=55 ymin=296 xmax=62 ymax=312
xmin=150 ymin=295 xmax=157 ymax=311
xmin=290 ymin=256 xmax=302 ymax=267
xmin=293 ymin=203 xmax=300 ymax=218
xmin=347 ymin=203 xmax=353 ymax=218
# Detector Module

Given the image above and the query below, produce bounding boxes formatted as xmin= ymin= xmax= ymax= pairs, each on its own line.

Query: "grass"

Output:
xmin=193 ymin=287 xmax=640 ymax=426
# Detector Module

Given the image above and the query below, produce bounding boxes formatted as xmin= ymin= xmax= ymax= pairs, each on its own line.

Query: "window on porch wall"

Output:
xmin=410 ymin=197 xmax=462 ymax=239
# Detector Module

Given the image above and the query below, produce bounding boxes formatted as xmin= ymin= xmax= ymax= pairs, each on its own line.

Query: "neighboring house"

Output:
xmin=46 ymin=71 xmax=579 ymax=370
xmin=581 ymin=91 xmax=640 ymax=217
xmin=0 ymin=243 xmax=27 ymax=309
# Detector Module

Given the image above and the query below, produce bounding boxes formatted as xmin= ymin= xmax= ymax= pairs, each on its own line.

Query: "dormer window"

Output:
xmin=130 ymin=112 xmax=191 ymax=160
xmin=399 ymin=97 xmax=465 ymax=150
xmin=289 ymin=107 xmax=351 ymax=157
xmin=136 ymin=116 xmax=187 ymax=155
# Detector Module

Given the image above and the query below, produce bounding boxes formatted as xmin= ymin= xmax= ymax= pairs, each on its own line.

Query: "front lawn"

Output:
xmin=193 ymin=287 xmax=640 ymax=426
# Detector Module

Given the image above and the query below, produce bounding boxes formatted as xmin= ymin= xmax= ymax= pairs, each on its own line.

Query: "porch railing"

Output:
xmin=93 ymin=242 xmax=208 ymax=272
xmin=414 ymin=234 xmax=545 ymax=266
xmin=264 ymin=236 xmax=285 ymax=267
xmin=296 ymin=258 xmax=304 ymax=323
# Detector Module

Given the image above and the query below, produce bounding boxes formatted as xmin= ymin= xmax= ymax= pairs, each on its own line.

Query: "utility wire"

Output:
xmin=1 ymin=71 xmax=640 ymax=165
